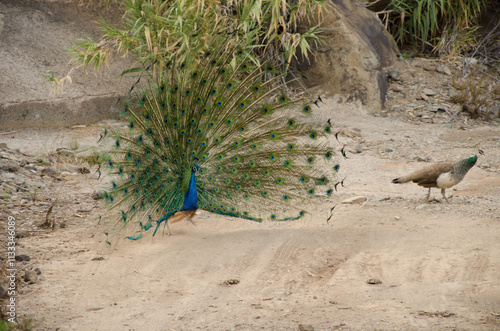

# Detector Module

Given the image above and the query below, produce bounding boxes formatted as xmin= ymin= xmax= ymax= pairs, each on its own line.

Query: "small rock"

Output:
xmin=387 ymin=69 xmax=401 ymax=81
xmin=40 ymin=167 xmax=58 ymax=178
xmin=420 ymin=93 xmax=429 ymax=101
xmin=92 ymin=191 xmax=105 ymax=200
xmin=422 ymin=88 xmax=436 ymax=96
xmin=0 ymin=143 xmax=7 ymax=149
xmin=394 ymin=216 xmax=400 ymax=221
xmin=342 ymin=196 xmax=367 ymax=204
xmin=416 ymin=204 xmax=429 ymax=210
xmin=24 ymin=270 xmax=38 ymax=284
xmin=2 ymin=173 xmax=16 ymax=180
xmin=437 ymin=65 xmax=452 ymax=75
xmin=15 ymin=254 xmax=30 ymax=262
xmin=92 ymin=256 xmax=105 ymax=261
xmin=0 ymin=160 xmax=20 ymax=172
xmin=24 ymin=165 xmax=37 ymax=172
xmin=354 ymin=144 xmax=363 ymax=154
xmin=366 ymin=278 xmax=382 ymax=285
xmin=298 ymin=324 xmax=315 ymax=331
xmin=34 ymin=268 xmax=41 ymax=275
xmin=60 ymin=171 xmax=73 ymax=177
xmin=423 ymin=64 xmax=437 ymax=71
xmin=69 ymin=140 xmax=79 ymax=150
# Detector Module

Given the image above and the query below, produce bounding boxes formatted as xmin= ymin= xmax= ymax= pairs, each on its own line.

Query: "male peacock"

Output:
xmin=100 ymin=38 xmax=343 ymax=239
xmin=392 ymin=155 xmax=477 ymax=203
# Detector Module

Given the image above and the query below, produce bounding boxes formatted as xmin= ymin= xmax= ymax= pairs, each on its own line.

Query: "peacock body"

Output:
xmin=100 ymin=39 xmax=343 ymax=239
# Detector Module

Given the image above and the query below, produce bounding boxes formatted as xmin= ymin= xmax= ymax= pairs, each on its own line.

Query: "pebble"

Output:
xmin=298 ymin=324 xmax=315 ymax=331
xmin=41 ymin=167 xmax=58 ymax=178
xmin=0 ymin=160 xmax=20 ymax=172
xmin=15 ymin=254 xmax=30 ymax=262
xmin=423 ymin=64 xmax=437 ymax=71
xmin=342 ymin=196 xmax=367 ymax=204
xmin=2 ymin=173 xmax=17 ymax=179
xmin=24 ymin=165 xmax=37 ymax=172
xmin=422 ymin=88 xmax=437 ymax=96
xmin=387 ymin=69 xmax=401 ymax=81
xmin=366 ymin=278 xmax=383 ymax=285
xmin=436 ymin=65 xmax=452 ymax=75
xmin=24 ymin=270 xmax=39 ymax=284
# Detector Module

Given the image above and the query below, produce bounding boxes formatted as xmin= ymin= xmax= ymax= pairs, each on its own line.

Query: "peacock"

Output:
xmin=392 ymin=155 xmax=477 ymax=203
xmin=99 ymin=38 xmax=343 ymax=240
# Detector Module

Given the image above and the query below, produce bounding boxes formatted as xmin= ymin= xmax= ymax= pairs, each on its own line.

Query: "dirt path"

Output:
xmin=1 ymin=96 xmax=499 ymax=330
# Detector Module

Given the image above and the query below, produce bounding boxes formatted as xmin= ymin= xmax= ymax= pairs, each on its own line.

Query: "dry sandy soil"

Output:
xmin=1 ymin=61 xmax=500 ymax=330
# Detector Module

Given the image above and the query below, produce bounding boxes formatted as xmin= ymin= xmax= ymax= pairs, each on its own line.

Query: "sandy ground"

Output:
xmin=1 ymin=97 xmax=499 ymax=330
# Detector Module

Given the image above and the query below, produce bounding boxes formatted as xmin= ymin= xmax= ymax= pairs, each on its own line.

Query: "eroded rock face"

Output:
xmin=293 ymin=0 xmax=399 ymax=111
xmin=0 ymin=0 xmax=134 ymax=129
xmin=0 ymin=0 xmax=398 ymax=129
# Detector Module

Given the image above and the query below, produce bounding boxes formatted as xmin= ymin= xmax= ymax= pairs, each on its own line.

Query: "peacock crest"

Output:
xmin=99 ymin=37 xmax=344 ymax=240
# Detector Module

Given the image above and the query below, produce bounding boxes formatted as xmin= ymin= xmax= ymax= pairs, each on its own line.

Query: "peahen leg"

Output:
xmin=441 ymin=188 xmax=449 ymax=203
xmin=425 ymin=187 xmax=431 ymax=201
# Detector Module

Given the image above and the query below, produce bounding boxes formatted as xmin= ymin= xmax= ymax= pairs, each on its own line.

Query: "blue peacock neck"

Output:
xmin=181 ymin=165 xmax=198 ymax=211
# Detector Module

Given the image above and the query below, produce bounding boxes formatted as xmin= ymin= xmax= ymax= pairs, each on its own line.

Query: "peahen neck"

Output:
xmin=181 ymin=167 xmax=198 ymax=211
xmin=453 ymin=155 xmax=477 ymax=180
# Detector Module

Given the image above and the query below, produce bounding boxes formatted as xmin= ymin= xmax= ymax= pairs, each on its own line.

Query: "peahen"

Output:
xmin=392 ymin=155 xmax=477 ymax=203
xmin=100 ymin=39 xmax=343 ymax=239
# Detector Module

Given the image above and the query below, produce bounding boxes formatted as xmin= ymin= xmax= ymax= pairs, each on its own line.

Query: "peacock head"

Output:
xmin=192 ymin=158 xmax=200 ymax=173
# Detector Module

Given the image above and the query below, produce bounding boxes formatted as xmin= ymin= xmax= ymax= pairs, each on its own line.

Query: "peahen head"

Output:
xmin=455 ymin=155 xmax=477 ymax=176
xmin=465 ymin=155 xmax=478 ymax=166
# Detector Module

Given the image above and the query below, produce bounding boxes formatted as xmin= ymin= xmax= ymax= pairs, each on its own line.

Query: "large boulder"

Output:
xmin=294 ymin=0 xmax=399 ymax=111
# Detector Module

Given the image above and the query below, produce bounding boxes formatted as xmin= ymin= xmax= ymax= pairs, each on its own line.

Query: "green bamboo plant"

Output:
xmin=67 ymin=0 xmax=325 ymax=80
xmin=383 ymin=0 xmax=485 ymax=51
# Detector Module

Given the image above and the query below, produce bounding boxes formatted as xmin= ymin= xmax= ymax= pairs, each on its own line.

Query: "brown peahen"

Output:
xmin=99 ymin=37 xmax=343 ymax=240
xmin=392 ymin=155 xmax=477 ymax=202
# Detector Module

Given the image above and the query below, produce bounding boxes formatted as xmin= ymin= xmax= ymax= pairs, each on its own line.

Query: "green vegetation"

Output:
xmin=381 ymin=0 xmax=486 ymax=53
xmin=69 ymin=0 xmax=325 ymax=78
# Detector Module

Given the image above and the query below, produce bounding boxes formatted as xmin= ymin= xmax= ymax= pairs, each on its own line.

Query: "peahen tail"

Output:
xmin=100 ymin=37 xmax=343 ymax=239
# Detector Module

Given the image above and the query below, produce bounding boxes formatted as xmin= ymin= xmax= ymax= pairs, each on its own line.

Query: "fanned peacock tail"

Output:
xmin=100 ymin=37 xmax=343 ymax=240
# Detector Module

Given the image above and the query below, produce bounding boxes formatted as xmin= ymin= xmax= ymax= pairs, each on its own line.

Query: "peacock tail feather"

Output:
xmin=99 ymin=37 xmax=343 ymax=239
